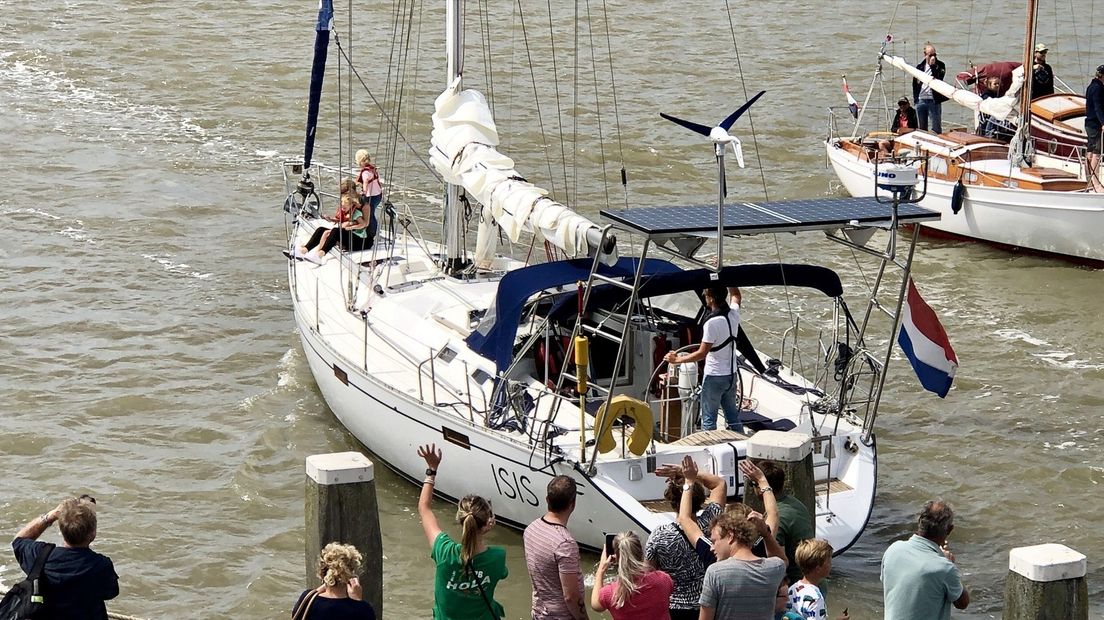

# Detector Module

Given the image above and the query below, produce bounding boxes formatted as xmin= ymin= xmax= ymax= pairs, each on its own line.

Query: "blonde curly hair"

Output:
xmin=317 ymin=542 xmax=364 ymax=587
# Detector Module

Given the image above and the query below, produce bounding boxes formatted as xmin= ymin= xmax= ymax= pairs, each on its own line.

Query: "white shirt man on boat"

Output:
xmin=664 ymin=286 xmax=743 ymax=434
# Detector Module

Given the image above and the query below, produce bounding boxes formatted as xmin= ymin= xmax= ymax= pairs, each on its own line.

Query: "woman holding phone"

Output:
xmin=589 ymin=531 xmax=673 ymax=620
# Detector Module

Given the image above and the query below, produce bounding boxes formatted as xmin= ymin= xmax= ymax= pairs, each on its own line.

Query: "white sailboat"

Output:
xmin=281 ymin=0 xmax=938 ymax=553
xmin=825 ymin=0 xmax=1104 ymax=266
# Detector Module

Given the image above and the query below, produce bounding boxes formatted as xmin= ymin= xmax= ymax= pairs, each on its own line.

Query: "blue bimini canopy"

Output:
xmin=545 ymin=263 xmax=844 ymax=324
xmin=466 ymin=257 xmax=682 ymax=372
xmin=542 ymin=263 xmax=845 ymax=375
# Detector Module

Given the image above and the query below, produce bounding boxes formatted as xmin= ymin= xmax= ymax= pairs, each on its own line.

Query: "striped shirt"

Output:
xmin=523 ymin=517 xmax=583 ymax=620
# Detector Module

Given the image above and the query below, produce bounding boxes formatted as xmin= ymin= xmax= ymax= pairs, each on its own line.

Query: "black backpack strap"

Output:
xmin=466 ymin=561 xmax=500 ymax=620
xmin=703 ymin=311 xmax=737 ymax=352
xmin=27 ymin=543 xmax=55 ymax=580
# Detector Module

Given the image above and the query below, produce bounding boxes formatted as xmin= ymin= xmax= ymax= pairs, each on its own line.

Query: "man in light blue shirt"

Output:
xmin=881 ymin=500 xmax=970 ymax=620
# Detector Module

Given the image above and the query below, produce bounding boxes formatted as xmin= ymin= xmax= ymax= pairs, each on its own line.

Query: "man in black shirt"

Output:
xmin=1086 ymin=65 xmax=1104 ymax=192
xmin=1031 ymin=43 xmax=1055 ymax=99
xmin=12 ymin=496 xmax=119 ymax=620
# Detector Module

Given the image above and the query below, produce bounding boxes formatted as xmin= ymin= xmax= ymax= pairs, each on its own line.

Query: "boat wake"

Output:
xmin=994 ymin=328 xmax=1104 ymax=370
xmin=141 ymin=253 xmax=213 ymax=281
xmin=237 ymin=348 xmax=300 ymax=417
xmin=0 ymin=48 xmax=260 ymax=165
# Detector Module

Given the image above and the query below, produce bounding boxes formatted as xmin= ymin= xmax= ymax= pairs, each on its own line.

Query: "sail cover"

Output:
xmin=303 ymin=0 xmax=334 ymax=168
xmin=882 ymin=54 xmax=1023 ymax=121
xmin=429 ymin=82 xmax=616 ymax=267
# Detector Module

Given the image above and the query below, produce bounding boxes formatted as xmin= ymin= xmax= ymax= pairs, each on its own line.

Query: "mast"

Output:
xmin=442 ymin=0 xmax=466 ymax=272
xmin=1012 ymin=0 xmax=1038 ymax=166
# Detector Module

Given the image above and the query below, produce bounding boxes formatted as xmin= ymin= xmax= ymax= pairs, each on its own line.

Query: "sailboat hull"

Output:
xmin=292 ymin=298 xmax=646 ymax=550
xmin=826 ymin=138 xmax=1104 ymax=265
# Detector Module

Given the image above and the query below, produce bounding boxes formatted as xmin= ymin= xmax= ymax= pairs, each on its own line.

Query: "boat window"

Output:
xmin=438 ymin=347 xmax=458 ymax=363
xmin=649 ymin=291 xmax=701 ymax=320
xmin=929 ymin=156 xmax=949 ymax=175
xmin=587 ymin=331 xmax=634 ymax=385
xmin=442 ymin=427 xmax=471 ymax=450
xmin=471 ymin=368 xmax=492 ymax=385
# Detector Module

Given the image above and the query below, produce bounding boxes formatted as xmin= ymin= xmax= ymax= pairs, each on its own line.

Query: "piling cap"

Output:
xmin=306 ymin=452 xmax=375 ymax=485
xmin=747 ymin=430 xmax=812 ymax=462
xmin=1009 ymin=543 xmax=1086 ymax=582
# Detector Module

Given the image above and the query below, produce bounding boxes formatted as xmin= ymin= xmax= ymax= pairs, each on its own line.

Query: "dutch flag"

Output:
xmin=897 ymin=278 xmax=958 ymax=398
xmin=843 ymin=77 xmax=860 ymax=119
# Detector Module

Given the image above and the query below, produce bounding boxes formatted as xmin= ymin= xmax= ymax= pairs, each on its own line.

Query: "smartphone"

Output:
xmin=604 ymin=533 xmax=616 ymax=556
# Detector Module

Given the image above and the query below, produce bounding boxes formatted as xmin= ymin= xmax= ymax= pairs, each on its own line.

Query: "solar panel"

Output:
xmin=600 ymin=197 xmax=939 ymax=237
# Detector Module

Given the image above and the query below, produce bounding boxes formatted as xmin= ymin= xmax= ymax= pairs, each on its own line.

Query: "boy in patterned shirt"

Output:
xmin=787 ymin=539 xmax=848 ymax=619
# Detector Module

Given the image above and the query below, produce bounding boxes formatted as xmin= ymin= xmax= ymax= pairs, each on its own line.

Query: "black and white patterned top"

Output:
xmin=644 ymin=502 xmax=723 ymax=609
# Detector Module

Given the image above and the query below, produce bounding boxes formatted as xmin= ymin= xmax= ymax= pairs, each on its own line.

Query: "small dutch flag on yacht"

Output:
xmin=897 ymin=278 xmax=958 ymax=398
xmin=842 ymin=77 xmax=860 ymax=119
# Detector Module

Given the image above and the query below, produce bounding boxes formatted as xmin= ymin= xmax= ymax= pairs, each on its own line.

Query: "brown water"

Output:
xmin=1 ymin=0 xmax=1102 ymax=617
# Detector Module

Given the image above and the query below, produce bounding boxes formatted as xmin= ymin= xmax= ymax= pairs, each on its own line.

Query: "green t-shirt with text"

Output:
xmin=431 ymin=532 xmax=508 ymax=619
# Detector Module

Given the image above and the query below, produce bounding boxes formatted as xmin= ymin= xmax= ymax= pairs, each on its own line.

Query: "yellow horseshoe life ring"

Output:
xmin=594 ymin=395 xmax=654 ymax=456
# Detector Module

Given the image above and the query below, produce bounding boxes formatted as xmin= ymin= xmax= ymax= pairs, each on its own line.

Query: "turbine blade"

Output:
xmin=659 ymin=112 xmax=712 ymax=137
xmin=718 ymin=90 xmax=766 ymax=131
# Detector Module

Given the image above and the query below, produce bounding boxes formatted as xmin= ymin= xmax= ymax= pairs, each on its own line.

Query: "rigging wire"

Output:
xmin=477 ymin=0 xmax=496 ymax=114
xmin=1093 ymin=0 xmax=1098 ymax=80
xmin=378 ymin=0 xmax=415 ymax=186
xmin=335 ymin=25 xmax=354 ymax=308
xmin=376 ymin=1 xmax=395 ymax=165
xmin=722 ymin=0 xmax=769 ymax=203
xmin=977 ymin=1 xmax=995 ymax=64
xmin=1071 ymin=0 xmax=1086 ymax=79
xmin=717 ymin=0 xmax=826 ymax=426
xmin=514 ymin=0 xmax=561 ymax=197
xmin=720 ymin=0 xmax=801 ymax=351
xmin=395 ymin=0 xmax=420 ymax=189
xmin=348 ymin=0 xmax=354 ymax=153
xmin=582 ymin=0 xmax=613 ymax=210
xmin=331 ymin=34 xmax=441 ymax=183
xmin=598 ymin=0 xmax=629 ymax=208
xmin=544 ymin=0 xmax=571 ymax=199
xmin=406 ymin=1 xmax=430 ymax=200
xmin=337 ymin=30 xmax=345 ymax=180
xmin=572 ymin=0 xmax=580 ymax=209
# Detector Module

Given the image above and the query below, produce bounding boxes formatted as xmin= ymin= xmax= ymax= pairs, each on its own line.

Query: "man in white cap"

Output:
xmin=1031 ymin=43 xmax=1054 ymax=99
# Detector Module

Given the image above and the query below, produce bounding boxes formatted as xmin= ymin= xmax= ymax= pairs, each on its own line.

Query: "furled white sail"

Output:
xmin=882 ymin=54 xmax=1023 ymax=121
xmin=429 ymin=80 xmax=615 ymax=267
